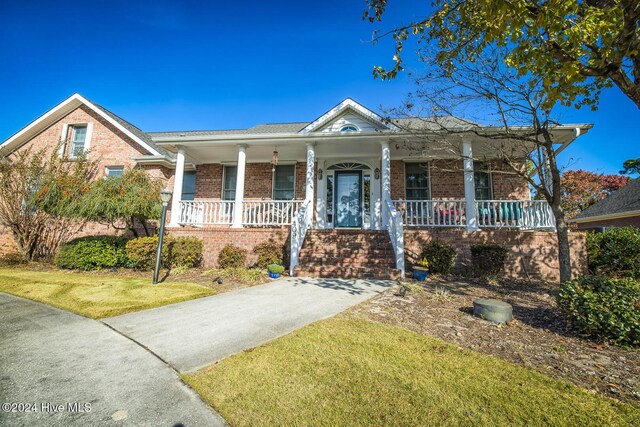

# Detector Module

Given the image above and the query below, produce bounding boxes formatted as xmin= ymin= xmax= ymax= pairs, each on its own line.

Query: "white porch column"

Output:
xmin=462 ymin=140 xmax=479 ymax=231
xmin=305 ymin=143 xmax=315 ymax=226
xmin=231 ymin=144 xmax=247 ymax=228
xmin=381 ymin=141 xmax=391 ymax=228
xmin=168 ymin=146 xmax=185 ymax=227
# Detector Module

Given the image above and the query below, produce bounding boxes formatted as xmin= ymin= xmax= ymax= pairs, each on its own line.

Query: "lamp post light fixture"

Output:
xmin=153 ymin=188 xmax=173 ymax=285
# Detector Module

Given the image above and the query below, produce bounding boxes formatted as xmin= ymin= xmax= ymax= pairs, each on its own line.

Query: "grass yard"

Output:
xmin=0 ymin=268 xmax=215 ymax=318
xmin=184 ymin=318 xmax=640 ymax=427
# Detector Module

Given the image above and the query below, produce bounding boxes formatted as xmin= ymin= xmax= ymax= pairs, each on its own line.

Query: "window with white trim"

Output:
xmin=272 ymin=165 xmax=295 ymax=200
xmin=405 ymin=162 xmax=430 ymax=200
xmin=105 ymin=166 xmax=124 ymax=178
xmin=69 ymin=125 xmax=87 ymax=158
xmin=474 ymin=161 xmax=493 ymax=200
xmin=222 ymin=166 xmax=237 ymax=200
xmin=182 ymin=171 xmax=196 ymax=201
xmin=340 ymin=125 xmax=358 ymax=132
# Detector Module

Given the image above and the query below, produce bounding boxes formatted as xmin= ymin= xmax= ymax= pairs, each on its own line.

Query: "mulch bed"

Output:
xmin=345 ymin=276 xmax=640 ymax=405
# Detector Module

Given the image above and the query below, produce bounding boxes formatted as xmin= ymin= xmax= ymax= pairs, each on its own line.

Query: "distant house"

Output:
xmin=571 ymin=178 xmax=640 ymax=229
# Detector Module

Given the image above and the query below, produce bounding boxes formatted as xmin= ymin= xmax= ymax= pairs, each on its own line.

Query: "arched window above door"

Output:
xmin=327 ymin=162 xmax=369 ymax=170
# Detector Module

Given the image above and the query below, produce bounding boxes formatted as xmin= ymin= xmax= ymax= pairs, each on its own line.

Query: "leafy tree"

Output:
xmin=386 ymin=44 xmax=589 ymax=281
xmin=365 ymin=0 xmax=640 ymax=109
xmin=561 ymin=170 xmax=630 ymax=218
xmin=77 ymin=168 xmax=163 ymax=237
xmin=620 ymin=157 xmax=640 ymax=175
xmin=0 ymin=145 xmax=96 ymax=260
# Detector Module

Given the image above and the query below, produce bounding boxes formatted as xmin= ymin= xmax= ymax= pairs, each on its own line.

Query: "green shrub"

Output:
xmin=170 ymin=237 xmax=203 ymax=268
xmin=204 ymin=267 xmax=264 ymax=286
xmin=126 ymin=235 xmax=203 ymax=270
xmin=218 ymin=244 xmax=247 ymax=268
xmin=557 ymin=276 xmax=640 ymax=348
xmin=470 ymin=244 xmax=508 ymax=277
xmin=253 ymin=239 xmax=285 ymax=268
xmin=419 ymin=241 xmax=456 ymax=274
xmin=126 ymin=236 xmax=164 ymax=269
xmin=586 ymin=227 xmax=640 ymax=278
xmin=0 ymin=252 xmax=27 ymax=266
xmin=55 ymin=236 xmax=129 ymax=270
xmin=267 ymin=264 xmax=285 ymax=274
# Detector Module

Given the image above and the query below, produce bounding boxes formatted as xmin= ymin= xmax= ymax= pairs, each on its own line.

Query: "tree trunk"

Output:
xmin=553 ymin=207 xmax=572 ymax=282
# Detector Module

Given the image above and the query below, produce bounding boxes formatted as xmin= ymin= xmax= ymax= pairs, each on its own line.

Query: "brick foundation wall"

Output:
xmin=167 ymin=226 xmax=290 ymax=268
xmin=404 ymin=229 xmax=587 ymax=282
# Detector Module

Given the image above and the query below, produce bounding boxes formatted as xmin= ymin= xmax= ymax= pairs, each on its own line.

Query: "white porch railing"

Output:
xmin=243 ymin=200 xmax=303 ymax=226
xmin=392 ymin=199 xmax=555 ymax=230
xmin=178 ymin=200 xmax=303 ymax=226
xmin=476 ymin=200 xmax=555 ymax=230
xmin=289 ymin=199 xmax=311 ymax=275
xmin=384 ymin=197 xmax=405 ymax=277
xmin=393 ymin=200 xmax=466 ymax=227
xmin=179 ymin=201 xmax=234 ymax=225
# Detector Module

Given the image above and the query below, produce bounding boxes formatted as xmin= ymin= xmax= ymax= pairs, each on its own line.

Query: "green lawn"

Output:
xmin=0 ymin=268 xmax=215 ymax=318
xmin=184 ymin=318 xmax=640 ymax=427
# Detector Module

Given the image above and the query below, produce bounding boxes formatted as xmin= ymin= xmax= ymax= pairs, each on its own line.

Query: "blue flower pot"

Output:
xmin=269 ymin=271 xmax=281 ymax=279
xmin=413 ymin=268 xmax=429 ymax=281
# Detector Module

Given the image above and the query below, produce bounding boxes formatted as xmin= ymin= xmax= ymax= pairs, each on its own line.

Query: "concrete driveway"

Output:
xmin=104 ymin=277 xmax=392 ymax=372
xmin=0 ymin=293 xmax=226 ymax=427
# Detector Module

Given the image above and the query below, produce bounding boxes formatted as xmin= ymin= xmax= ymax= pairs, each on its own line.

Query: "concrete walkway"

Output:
xmin=0 ymin=293 xmax=226 ymax=427
xmin=104 ymin=277 xmax=392 ymax=372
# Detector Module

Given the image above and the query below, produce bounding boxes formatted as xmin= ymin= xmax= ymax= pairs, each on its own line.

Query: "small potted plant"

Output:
xmin=413 ymin=257 xmax=429 ymax=281
xmin=267 ymin=264 xmax=285 ymax=279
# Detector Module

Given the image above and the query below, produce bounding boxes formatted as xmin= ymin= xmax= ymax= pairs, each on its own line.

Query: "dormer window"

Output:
xmin=340 ymin=125 xmax=358 ymax=132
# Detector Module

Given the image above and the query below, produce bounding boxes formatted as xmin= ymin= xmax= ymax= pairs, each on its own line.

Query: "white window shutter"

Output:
xmin=58 ymin=124 xmax=69 ymax=157
xmin=84 ymin=122 xmax=93 ymax=153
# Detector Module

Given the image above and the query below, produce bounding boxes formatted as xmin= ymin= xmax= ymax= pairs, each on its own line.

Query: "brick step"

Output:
xmin=300 ymin=258 xmax=396 ymax=268
xmin=295 ymin=265 xmax=401 ymax=280
xmin=300 ymin=246 xmax=394 ymax=254
xmin=299 ymin=251 xmax=395 ymax=258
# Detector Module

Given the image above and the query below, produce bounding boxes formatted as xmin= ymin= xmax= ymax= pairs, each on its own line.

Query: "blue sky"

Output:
xmin=0 ymin=0 xmax=637 ymax=175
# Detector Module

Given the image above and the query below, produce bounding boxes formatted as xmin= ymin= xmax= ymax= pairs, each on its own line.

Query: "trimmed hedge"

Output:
xmin=557 ymin=276 xmax=640 ymax=348
xmin=126 ymin=236 xmax=203 ymax=270
xmin=419 ymin=241 xmax=456 ymax=274
xmin=218 ymin=244 xmax=247 ymax=268
xmin=55 ymin=236 xmax=129 ymax=270
xmin=586 ymin=227 xmax=640 ymax=278
xmin=253 ymin=239 xmax=285 ymax=268
xmin=470 ymin=244 xmax=508 ymax=277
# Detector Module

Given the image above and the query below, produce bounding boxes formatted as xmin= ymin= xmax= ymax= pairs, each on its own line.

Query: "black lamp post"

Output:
xmin=153 ymin=188 xmax=173 ymax=284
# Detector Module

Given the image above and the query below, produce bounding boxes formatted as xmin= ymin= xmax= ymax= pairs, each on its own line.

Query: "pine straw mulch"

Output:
xmin=344 ymin=276 xmax=640 ymax=405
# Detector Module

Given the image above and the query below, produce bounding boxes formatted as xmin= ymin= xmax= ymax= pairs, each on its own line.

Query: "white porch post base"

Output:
xmin=380 ymin=142 xmax=391 ymax=228
xmin=231 ymin=144 xmax=247 ymax=228
xmin=168 ymin=146 xmax=185 ymax=227
xmin=462 ymin=140 xmax=479 ymax=231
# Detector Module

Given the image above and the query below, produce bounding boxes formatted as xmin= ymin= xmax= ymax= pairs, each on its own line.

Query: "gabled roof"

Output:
xmin=298 ymin=98 xmax=398 ymax=134
xmin=0 ymin=93 xmax=165 ymax=157
xmin=572 ymin=178 xmax=640 ymax=222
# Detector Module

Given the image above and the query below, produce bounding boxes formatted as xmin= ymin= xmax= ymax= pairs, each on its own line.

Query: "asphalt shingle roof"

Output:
xmin=94 ymin=104 xmax=170 ymax=156
xmin=574 ymin=178 xmax=640 ymax=220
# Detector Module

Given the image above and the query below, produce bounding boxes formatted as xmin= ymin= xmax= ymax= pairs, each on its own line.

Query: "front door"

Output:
xmin=334 ymin=171 xmax=362 ymax=228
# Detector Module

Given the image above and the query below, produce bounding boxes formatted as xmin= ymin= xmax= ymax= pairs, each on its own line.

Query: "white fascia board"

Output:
xmin=73 ymin=94 xmax=161 ymax=156
xmin=1 ymin=93 xmax=163 ymax=157
xmin=569 ymin=210 xmax=640 ymax=223
xmin=299 ymin=98 xmax=398 ymax=134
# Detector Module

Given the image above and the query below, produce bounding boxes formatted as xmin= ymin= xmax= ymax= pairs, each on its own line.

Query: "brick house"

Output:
xmin=1 ymin=94 xmax=592 ymax=281
xmin=570 ymin=178 xmax=640 ymax=230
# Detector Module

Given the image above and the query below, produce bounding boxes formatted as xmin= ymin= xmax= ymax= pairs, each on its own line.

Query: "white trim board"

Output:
xmin=0 ymin=93 xmax=162 ymax=157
